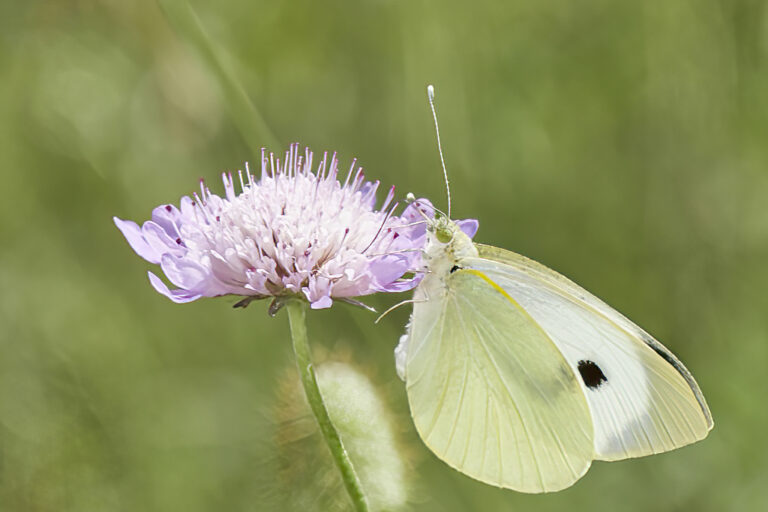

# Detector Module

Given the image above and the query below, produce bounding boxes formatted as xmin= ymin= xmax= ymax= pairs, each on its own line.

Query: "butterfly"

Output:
xmin=393 ymin=86 xmax=713 ymax=493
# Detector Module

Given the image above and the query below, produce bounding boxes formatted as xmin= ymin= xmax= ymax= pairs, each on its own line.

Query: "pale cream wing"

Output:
xmin=469 ymin=244 xmax=713 ymax=461
xmin=405 ymin=269 xmax=594 ymax=493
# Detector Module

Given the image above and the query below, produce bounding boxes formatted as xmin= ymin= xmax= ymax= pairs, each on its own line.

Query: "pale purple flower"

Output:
xmin=114 ymin=144 xmax=476 ymax=310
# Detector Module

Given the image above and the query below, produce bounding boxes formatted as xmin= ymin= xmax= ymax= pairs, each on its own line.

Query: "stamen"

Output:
xmin=362 ymin=201 xmax=399 ymax=254
xmin=329 ymin=153 xmax=339 ymax=180
xmin=269 ymin=152 xmax=276 ymax=177
xmin=343 ymin=157 xmax=357 ymax=187
xmin=305 ymin=147 xmax=312 ymax=176
xmin=319 ymin=151 xmax=328 ymax=178
xmin=260 ymin=150 xmax=267 ymax=180
xmin=284 ymin=148 xmax=291 ymax=176
xmin=381 ymin=185 xmax=396 ymax=211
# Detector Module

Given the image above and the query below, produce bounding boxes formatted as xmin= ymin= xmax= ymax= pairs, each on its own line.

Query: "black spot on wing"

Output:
xmin=577 ymin=360 xmax=607 ymax=389
xmin=450 ymin=265 xmax=461 ymax=273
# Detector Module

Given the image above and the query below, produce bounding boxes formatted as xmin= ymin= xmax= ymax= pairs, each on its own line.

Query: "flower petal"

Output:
xmin=114 ymin=217 xmax=162 ymax=264
xmin=179 ymin=196 xmax=196 ymax=217
xmin=456 ymin=219 xmax=479 ymax=238
xmin=148 ymin=271 xmax=202 ymax=303
xmin=309 ymin=295 xmax=333 ymax=309
xmin=160 ymin=254 xmax=209 ymax=290
xmin=142 ymin=221 xmax=185 ymax=257
xmin=151 ymin=204 xmax=182 ymax=237
xmin=369 ymin=254 xmax=411 ymax=289
xmin=376 ymin=274 xmax=422 ymax=292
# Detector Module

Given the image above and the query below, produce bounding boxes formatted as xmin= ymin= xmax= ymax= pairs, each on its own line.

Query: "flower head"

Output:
xmin=115 ymin=144 xmax=454 ymax=310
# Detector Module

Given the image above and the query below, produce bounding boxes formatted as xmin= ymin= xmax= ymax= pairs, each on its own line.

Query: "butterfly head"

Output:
xmin=423 ymin=212 xmax=478 ymax=267
xmin=406 ymin=193 xmax=455 ymax=245
xmin=431 ymin=214 xmax=454 ymax=244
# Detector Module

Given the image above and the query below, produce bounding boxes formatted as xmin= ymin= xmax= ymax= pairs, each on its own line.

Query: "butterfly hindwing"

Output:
xmin=405 ymin=267 xmax=594 ymax=492
xmin=466 ymin=244 xmax=713 ymax=461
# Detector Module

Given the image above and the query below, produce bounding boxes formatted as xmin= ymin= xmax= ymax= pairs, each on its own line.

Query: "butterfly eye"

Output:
xmin=435 ymin=226 xmax=452 ymax=244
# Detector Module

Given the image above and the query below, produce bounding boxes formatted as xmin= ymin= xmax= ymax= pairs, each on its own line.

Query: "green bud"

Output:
xmin=273 ymin=361 xmax=409 ymax=511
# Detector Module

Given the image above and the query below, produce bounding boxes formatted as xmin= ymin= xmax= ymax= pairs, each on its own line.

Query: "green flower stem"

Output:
xmin=285 ymin=300 xmax=369 ymax=512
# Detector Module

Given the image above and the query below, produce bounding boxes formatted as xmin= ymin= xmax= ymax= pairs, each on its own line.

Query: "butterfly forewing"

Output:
xmin=467 ymin=244 xmax=713 ymax=461
xmin=405 ymin=268 xmax=594 ymax=492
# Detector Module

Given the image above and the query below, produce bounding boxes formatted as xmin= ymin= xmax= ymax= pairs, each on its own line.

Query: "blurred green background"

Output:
xmin=1 ymin=0 xmax=767 ymax=510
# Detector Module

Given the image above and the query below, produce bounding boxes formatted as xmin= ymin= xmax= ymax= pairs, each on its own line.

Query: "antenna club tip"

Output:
xmin=427 ymin=84 xmax=435 ymax=100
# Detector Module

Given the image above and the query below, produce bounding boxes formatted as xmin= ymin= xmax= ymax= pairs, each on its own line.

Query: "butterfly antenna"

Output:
xmin=427 ymin=84 xmax=451 ymax=218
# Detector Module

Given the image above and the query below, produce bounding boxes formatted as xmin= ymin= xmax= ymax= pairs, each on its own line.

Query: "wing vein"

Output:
xmin=460 ymin=294 xmax=545 ymax=491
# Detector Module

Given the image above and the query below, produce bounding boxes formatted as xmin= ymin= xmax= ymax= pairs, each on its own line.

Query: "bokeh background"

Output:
xmin=1 ymin=0 xmax=767 ymax=510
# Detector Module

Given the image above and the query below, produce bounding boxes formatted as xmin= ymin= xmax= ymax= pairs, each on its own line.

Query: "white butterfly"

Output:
xmin=394 ymin=86 xmax=713 ymax=493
